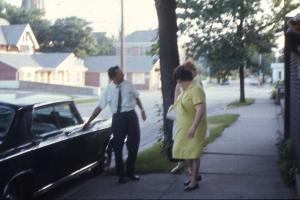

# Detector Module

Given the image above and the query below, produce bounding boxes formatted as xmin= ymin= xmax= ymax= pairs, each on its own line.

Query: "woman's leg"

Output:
xmin=171 ymin=161 xmax=184 ymax=174
xmin=189 ymin=159 xmax=200 ymax=186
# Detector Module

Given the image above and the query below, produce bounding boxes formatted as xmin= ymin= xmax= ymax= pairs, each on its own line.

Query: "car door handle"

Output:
xmin=64 ymin=127 xmax=81 ymax=136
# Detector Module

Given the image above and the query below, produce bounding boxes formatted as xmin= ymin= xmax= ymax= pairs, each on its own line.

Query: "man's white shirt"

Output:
xmin=98 ymin=80 xmax=140 ymax=114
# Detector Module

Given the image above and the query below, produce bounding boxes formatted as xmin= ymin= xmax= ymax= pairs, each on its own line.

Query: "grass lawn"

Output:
xmin=226 ymin=98 xmax=255 ymax=108
xmin=134 ymin=114 xmax=240 ymax=174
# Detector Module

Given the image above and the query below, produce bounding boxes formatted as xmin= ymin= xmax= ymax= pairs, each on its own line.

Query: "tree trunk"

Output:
xmin=155 ymin=0 xmax=179 ymax=156
xmin=239 ymin=63 xmax=246 ymax=102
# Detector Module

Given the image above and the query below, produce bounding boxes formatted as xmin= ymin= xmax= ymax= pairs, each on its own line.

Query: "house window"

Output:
xmin=278 ymin=72 xmax=282 ymax=80
xmin=132 ymin=73 xmax=145 ymax=84
xmin=27 ymin=72 xmax=31 ymax=80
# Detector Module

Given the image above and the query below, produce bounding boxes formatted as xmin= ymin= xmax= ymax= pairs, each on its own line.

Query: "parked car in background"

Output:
xmin=245 ymin=76 xmax=260 ymax=86
xmin=0 ymin=94 xmax=112 ymax=200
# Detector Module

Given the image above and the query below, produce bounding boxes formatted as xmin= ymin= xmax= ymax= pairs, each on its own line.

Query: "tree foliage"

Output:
xmin=177 ymin=0 xmax=299 ymax=101
xmin=94 ymin=35 xmax=116 ymax=56
xmin=42 ymin=17 xmax=98 ymax=58
xmin=0 ymin=2 xmax=114 ymax=58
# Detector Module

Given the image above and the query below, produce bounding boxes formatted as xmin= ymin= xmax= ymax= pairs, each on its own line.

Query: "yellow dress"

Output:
xmin=172 ymin=81 xmax=207 ymax=159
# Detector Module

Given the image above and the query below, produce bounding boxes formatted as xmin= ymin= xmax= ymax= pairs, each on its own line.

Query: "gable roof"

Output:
xmin=0 ymin=52 xmax=78 ymax=69
xmin=32 ymin=53 xmax=71 ymax=68
xmin=1 ymin=24 xmax=28 ymax=45
xmin=0 ymin=53 xmax=39 ymax=69
xmin=84 ymin=56 xmax=154 ymax=73
xmin=0 ymin=24 xmax=39 ymax=49
xmin=125 ymin=30 xmax=157 ymax=43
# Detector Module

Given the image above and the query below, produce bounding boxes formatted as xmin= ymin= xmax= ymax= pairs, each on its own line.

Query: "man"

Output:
xmin=83 ymin=66 xmax=146 ymax=183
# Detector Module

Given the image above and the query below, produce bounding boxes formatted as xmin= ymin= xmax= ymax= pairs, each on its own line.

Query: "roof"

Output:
xmin=0 ymin=53 xmax=40 ymax=69
xmin=125 ymin=30 xmax=157 ymax=43
xmin=32 ymin=53 xmax=71 ymax=68
xmin=1 ymin=24 xmax=28 ymax=45
xmin=84 ymin=56 xmax=155 ymax=73
xmin=0 ymin=52 xmax=76 ymax=69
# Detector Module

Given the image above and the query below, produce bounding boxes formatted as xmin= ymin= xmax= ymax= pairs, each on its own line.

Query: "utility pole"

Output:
xmin=120 ymin=0 xmax=125 ymax=72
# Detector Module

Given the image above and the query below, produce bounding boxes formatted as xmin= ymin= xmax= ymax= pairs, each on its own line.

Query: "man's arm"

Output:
xmin=83 ymin=107 xmax=102 ymax=130
xmin=136 ymin=97 xmax=146 ymax=121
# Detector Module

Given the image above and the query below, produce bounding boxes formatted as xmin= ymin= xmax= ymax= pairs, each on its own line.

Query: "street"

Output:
xmin=76 ymin=82 xmax=272 ymax=150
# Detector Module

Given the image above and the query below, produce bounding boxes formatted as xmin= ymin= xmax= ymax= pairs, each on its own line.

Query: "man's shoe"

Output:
xmin=184 ymin=183 xmax=199 ymax=192
xmin=118 ymin=177 xmax=127 ymax=184
xmin=126 ymin=174 xmax=140 ymax=181
xmin=183 ymin=175 xmax=202 ymax=186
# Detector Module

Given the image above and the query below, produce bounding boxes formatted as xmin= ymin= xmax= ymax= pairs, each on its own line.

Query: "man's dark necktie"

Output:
xmin=117 ymin=86 xmax=122 ymax=113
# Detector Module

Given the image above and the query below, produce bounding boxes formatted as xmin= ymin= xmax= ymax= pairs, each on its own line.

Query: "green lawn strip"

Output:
xmin=226 ymin=98 xmax=255 ymax=108
xmin=134 ymin=114 xmax=240 ymax=174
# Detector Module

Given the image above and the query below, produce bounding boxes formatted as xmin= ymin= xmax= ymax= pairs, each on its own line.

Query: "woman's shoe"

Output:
xmin=184 ymin=183 xmax=199 ymax=191
xmin=183 ymin=175 xmax=202 ymax=186
xmin=170 ymin=162 xmax=183 ymax=174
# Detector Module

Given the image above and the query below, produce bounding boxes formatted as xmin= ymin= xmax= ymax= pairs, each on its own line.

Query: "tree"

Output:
xmin=178 ymin=0 xmax=299 ymax=102
xmin=43 ymin=17 xmax=98 ymax=58
xmin=94 ymin=35 xmax=116 ymax=56
xmin=155 ymin=0 xmax=179 ymax=158
xmin=31 ymin=19 xmax=52 ymax=49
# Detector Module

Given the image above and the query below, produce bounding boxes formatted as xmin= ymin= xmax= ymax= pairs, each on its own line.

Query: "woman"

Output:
xmin=172 ymin=65 xmax=207 ymax=191
xmin=170 ymin=60 xmax=202 ymax=175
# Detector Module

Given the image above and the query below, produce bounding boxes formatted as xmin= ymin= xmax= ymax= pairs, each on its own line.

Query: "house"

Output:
xmin=0 ymin=19 xmax=39 ymax=53
xmin=115 ymin=30 xmax=157 ymax=56
xmin=84 ymin=56 xmax=160 ymax=90
xmin=271 ymin=62 xmax=284 ymax=83
xmin=0 ymin=52 xmax=87 ymax=87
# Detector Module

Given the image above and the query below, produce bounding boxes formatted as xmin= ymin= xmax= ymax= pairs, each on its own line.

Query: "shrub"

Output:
xmin=277 ymin=137 xmax=298 ymax=187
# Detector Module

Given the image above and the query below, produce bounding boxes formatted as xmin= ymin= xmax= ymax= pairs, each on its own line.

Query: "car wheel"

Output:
xmin=3 ymin=180 xmax=24 ymax=200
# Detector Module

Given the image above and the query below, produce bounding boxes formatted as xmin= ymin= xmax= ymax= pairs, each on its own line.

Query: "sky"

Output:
xmin=8 ymin=0 xmax=158 ymax=36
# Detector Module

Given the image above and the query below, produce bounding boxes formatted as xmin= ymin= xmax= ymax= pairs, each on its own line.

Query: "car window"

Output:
xmin=32 ymin=106 xmax=59 ymax=136
xmin=0 ymin=106 xmax=14 ymax=137
xmin=54 ymin=103 xmax=80 ymax=129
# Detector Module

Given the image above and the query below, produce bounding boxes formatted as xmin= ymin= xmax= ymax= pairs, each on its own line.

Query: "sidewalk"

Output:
xmin=48 ymin=97 xmax=295 ymax=199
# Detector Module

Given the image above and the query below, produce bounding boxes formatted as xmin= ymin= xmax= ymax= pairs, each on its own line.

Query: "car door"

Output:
xmin=53 ymin=102 xmax=111 ymax=172
xmin=31 ymin=105 xmax=70 ymax=186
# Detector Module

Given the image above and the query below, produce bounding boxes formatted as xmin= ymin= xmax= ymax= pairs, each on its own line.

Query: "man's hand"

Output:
xmin=187 ymin=127 xmax=196 ymax=138
xmin=82 ymin=122 xmax=90 ymax=130
xmin=141 ymin=110 xmax=147 ymax=121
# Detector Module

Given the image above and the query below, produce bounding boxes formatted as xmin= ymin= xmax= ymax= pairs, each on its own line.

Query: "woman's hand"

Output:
xmin=187 ymin=127 xmax=196 ymax=138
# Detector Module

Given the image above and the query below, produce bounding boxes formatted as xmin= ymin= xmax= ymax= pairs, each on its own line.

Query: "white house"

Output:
xmin=271 ymin=62 xmax=284 ymax=83
xmin=0 ymin=52 xmax=87 ymax=87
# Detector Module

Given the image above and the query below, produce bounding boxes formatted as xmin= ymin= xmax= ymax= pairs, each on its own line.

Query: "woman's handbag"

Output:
xmin=166 ymin=104 xmax=176 ymax=121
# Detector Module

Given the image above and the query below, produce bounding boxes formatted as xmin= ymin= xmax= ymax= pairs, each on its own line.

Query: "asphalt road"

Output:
xmin=76 ymin=83 xmax=272 ymax=150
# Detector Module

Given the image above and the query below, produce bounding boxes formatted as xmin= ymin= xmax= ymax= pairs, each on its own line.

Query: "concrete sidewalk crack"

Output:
xmin=157 ymin=175 xmax=181 ymax=199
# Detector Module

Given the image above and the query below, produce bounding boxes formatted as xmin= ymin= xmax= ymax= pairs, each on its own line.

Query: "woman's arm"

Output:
xmin=187 ymin=104 xmax=205 ymax=138
xmin=174 ymin=83 xmax=181 ymax=103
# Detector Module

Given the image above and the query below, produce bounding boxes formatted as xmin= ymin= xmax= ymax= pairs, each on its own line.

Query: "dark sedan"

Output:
xmin=0 ymin=94 xmax=111 ymax=200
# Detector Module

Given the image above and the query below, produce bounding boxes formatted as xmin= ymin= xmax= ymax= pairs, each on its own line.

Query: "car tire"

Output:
xmin=3 ymin=180 xmax=24 ymax=200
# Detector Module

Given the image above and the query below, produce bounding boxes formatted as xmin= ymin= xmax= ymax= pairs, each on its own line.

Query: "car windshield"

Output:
xmin=0 ymin=106 xmax=15 ymax=137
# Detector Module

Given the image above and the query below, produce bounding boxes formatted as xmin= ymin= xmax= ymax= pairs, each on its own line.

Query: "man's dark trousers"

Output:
xmin=112 ymin=110 xmax=140 ymax=178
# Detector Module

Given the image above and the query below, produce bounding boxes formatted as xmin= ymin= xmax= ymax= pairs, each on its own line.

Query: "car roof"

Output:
xmin=0 ymin=93 xmax=72 ymax=107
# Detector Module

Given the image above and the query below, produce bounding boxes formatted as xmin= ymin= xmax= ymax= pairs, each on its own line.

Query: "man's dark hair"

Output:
xmin=173 ymin=65 xmax=193 ymax=81
xmin=108 ymin=65 xmax=119 ymax=80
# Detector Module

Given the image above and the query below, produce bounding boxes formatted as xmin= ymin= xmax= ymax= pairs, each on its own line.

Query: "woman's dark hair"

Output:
xmin=108 ymin=65 xmax=119 ymax=80
xmin=173 ymin=65 xmax=193 ymax=81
